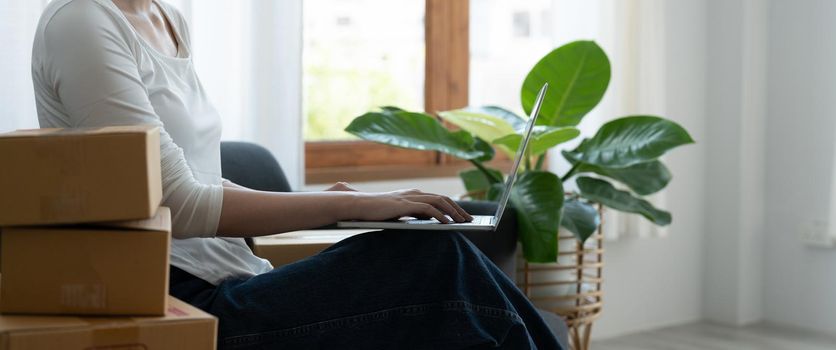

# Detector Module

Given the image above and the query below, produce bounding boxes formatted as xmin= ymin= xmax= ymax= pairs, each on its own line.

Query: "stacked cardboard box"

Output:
xmin=0 ymin=126 xmax=217 ymax=349
xmin=0 ymin=126 xmax=162 ymax=226
xmin=0 ymin=208 xmax=172 ymax=316
xmin=0 ymin=296 xmax=216 ymax=350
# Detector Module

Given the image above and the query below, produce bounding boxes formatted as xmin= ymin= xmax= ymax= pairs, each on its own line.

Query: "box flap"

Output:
xmin=0 ymin=126 xmax=157 ymax=139
xmin=92 ymin=207 xmax=171 ymax=232
xmin=134 ymin=297 xmax=214 ymax=324
xmin=5 ymin=207 xmax=172 ymax=232
xmin=0 ymin=314 xmax=91 ymax=333
xmin=0 ymin=297 xmax=213 ymax=334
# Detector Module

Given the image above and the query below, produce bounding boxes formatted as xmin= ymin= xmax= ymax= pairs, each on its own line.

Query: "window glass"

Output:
xmin=469 ymin=0 xmax=556 ymax=116
xmin=303 ymin=0 xmax=426 ymax=141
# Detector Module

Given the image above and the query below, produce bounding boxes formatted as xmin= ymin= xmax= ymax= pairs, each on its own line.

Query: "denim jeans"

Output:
xmin=169 ymin=230 xmax=563 ymax=350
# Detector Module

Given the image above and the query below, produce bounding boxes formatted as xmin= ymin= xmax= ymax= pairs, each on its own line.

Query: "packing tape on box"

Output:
xmin=61 ymin=284 xmax=107 ymax=310
xmin=40 ymin=194 xmax=86 ymax=220
xmin=84 ymin=317 xmax=143 ymax=347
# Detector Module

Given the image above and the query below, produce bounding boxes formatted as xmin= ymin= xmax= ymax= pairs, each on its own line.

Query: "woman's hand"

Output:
xmin=325 ymin=183 xmax=471 ymax=223
xmin=345 ymin=189 xmax=473 ymax=224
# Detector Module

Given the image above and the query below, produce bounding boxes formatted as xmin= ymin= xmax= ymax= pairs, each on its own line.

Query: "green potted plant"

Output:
xmin=344 ymin=40 xmax=694 ymax=262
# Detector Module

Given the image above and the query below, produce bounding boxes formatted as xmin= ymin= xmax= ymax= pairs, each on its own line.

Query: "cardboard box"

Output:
xmin=0 ymin=126 xmax=162 ymax=226
xmin=253 ymin=229 xmax=374 ymax=268
xmin=0 ymin=208 xmax=171 ymax=316
xmin=0 ymin=296 xmax=217 ymax=350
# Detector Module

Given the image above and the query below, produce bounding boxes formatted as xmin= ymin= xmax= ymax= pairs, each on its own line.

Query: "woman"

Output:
xmin=31 ymin=0 xmax=561 ymax=349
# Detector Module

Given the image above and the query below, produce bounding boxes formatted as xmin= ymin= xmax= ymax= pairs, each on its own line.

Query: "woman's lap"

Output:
xmin=170 ymin=230 xmax=561 ymax=350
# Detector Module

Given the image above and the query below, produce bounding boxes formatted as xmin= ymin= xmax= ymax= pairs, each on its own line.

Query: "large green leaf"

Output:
xmin=345 ymin=111 xmax=486 ymax=160
xmin=522 ymin=41 xmax=611 ymax=127
xmin=576 ymin=176 xmax=671 ymax=225
xmin=380 ymin=106 xmax=406 ymax=114
xmin=492 ymin=126 xmax=580 ymax=157
xmin=511 ymin=171 xmax=564 ymax=262
xmin=463 ymin=106 xmax=527 ymax=131
xmin=491 ymin=134 xmax=522 ymax=155
xmin=561 ymin=198 xmax=600 ymax=243
xmin=571 ymin=158 xmax=672 ymax=196
xmin=472 ymin=137 xmax=495 ymax=162
xmin=459 ymin=167 xmax=503 ymax=200
xmin=438 ymin=110 xmax=516 ymax=142
xmin=564 ymin=116 xmax=695 ymax=168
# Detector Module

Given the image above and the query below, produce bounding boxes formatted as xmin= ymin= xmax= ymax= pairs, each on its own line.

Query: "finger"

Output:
xmin=412 ymin=193 xmax=470 ymax=222
xmin=412 ymin=203 xmax=450 ymax=224
xmin=434 ymin=197 xmax=468 ymax=222
xmin=446 ymin=197 xmax=474 ymax=221
xmin=405 ymin=188 xmax=423 ymax=195
xmin=410 ymin=195 xmax=465 ymax=222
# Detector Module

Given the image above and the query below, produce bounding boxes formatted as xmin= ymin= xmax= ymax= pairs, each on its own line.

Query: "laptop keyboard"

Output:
xmin=404 ymin=216 xmax=491 ymax=225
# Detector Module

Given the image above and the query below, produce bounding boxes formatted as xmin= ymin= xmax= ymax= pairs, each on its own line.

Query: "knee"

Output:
xmin=345 ymin=230 xmax=477 ymax=258
xmin=325 ymin=230 xmax=487 ymax=271
xmin=400 ymin=231 xmax=487 ymax=267
xmin=388 ymin=230 xmax=474 ymax=252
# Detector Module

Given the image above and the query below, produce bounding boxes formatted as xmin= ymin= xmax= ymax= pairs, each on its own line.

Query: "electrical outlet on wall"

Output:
xmin=801 ymin=220 xmax=836 ymax=248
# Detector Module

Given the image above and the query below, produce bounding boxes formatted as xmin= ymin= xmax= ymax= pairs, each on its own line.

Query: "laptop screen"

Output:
xmin=492 ymin=83 xmax=548 ymax=225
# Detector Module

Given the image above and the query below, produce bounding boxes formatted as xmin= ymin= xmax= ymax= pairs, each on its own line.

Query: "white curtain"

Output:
xmin=547 ymin=0 xmax=669 ymax=239
xmin=168 ymin=0 xmax=304 ymax=188
xmin=0 ymin=0 xmax=48 ymax=133
xmin=0 ymin=0 xmax=305 ymax=188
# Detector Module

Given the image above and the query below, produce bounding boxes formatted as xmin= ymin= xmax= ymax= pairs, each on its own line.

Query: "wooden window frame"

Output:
xmin=305 ymin=0 xmax=510 ymax=184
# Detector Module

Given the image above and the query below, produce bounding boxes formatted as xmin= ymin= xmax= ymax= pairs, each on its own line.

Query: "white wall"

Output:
xmin=0 ymin=0 xmax=44 ymax=132
xmin=593 ymin=0 xmax=707 ymax=339
xmin=702 ymin=0 xmax=768 ymax=326
xmin=695 ymin=0 xmax=836 ymax=334
xmin=763 ymin=0 xmax=836 ymax=334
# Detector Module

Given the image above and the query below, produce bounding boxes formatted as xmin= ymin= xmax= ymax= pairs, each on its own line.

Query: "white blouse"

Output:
xmin=32 ymin=0 xmax=272 ymax=285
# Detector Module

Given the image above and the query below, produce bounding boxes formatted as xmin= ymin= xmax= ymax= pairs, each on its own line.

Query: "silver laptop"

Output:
xmin=337 ymin=83 xmax=548 ymax=231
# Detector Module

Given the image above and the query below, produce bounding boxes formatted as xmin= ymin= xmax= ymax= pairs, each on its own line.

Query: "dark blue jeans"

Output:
xmin=169 ymin=230 xmax=563 ymax=349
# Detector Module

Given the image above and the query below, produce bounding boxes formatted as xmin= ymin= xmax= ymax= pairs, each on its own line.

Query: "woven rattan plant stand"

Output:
xmin=516 ymin=221 xmax=604 ymax=350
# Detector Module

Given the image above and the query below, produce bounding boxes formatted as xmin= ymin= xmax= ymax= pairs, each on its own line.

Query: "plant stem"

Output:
xmin=525 ymin=156 xmax=532 ymax=171
xmin=534 ymin=154 xmax=546 ymax=170
xmin=561 ymin=162 xmax=581 ymax=183
xmin=470 ymin=160 xmax=503 ymax=183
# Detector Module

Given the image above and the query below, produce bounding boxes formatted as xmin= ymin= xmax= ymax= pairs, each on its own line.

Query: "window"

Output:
xmin=512 ymin=12 xmax=531 ymax=38
xmin=469 ymin=0 xmax=556 ymax=117
xmin=303 ymin=0 xmax=425 ymax=141
xmin=305 ymin=0 xmax=489 ymax=184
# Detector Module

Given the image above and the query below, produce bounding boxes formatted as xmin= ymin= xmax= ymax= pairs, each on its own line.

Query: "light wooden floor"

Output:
xmin=593 ymin=322 xmax=836 ymax=350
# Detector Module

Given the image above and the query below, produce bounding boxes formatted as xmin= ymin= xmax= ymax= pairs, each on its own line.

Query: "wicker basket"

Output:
xmin=516 ymin=218 xmax=604 ymax=350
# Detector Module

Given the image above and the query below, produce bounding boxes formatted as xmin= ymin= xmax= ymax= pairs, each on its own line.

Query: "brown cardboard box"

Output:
xmin=0 ymin=208 xmax=171 ymax=316
xmin=0 ymin=296 xmax=217 ymax=350
xmin=0 ymin=126 xmax=162 ymax=226
xmin=252 ymin=229 xmax=374 ymax=268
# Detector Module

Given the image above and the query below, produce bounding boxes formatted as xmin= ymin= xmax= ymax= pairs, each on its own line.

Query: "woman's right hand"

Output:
xmin=345 ymin=189 xmax=473 ymax=224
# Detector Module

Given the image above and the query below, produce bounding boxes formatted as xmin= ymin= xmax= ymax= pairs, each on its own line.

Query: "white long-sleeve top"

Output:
xmin=32 ymin=0 xmax=272 ymax=285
